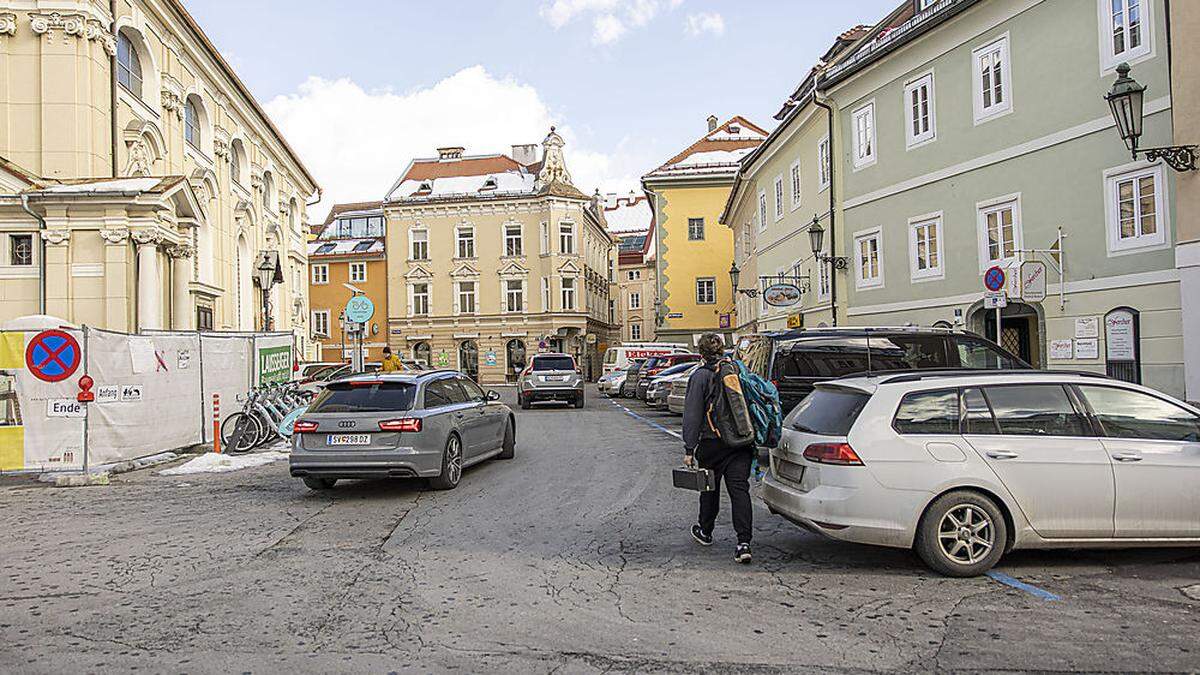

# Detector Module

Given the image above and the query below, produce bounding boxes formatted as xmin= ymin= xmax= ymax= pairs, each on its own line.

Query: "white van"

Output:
xmin=602 ymin=343 xmax=691 ymax=374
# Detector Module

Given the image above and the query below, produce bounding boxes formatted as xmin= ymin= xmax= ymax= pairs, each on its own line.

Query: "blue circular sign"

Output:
xmin=344 ymin=296 xmax=375 ymax=323
xmin=984 ymin=266 xmax=1007 ymax=292
xmin=26 ymin=329 xmax=81 ymax=382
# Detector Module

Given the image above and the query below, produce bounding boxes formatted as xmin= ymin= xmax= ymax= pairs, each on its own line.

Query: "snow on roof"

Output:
xmin=307 ymin=238 xmax=385 ymax=257
xmin=602 ymin=192 xmax=652 ymax=234
xmin=644 ymin=116 xmax=768 ymax=182
xmin=36 ymin=177 xmax=167 ymax=194
xmin=673 ymin=148 xmax=757 ymax=167
xmin=392 ymin=171 xmax=535 ymax=200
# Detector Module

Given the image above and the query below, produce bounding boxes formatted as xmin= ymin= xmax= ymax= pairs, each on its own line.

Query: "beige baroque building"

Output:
xmin=603 ymin=192 xmax=657 ymax=343
xmin=0 ymin=0 xmax=318 ymax=346
xmin=383 ymin=130 xmax=616 ymax=384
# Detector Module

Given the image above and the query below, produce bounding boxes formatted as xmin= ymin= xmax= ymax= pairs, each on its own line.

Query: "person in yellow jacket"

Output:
xmin=380 ymin=346 xmax=404 ymax=373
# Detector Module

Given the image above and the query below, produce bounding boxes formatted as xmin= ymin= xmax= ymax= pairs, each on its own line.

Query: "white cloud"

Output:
xmin=540 ymin=0 xmax=684 ymax=45
xmin=684 ymin=11 xmax=725 ymax=37
xmin=264 ymin=66 xmax=640 ymax=221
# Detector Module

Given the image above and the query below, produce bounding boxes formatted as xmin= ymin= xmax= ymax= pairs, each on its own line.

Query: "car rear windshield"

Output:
xmin=532 ymin=356 xmax=575 ymax=372
xmin=657 ymin=362 xmax=696 ymax=377
xmin=786 ymin=387 xmax=871 ymax=436
xmin=308 ymin=381 xmax=417 ymax=413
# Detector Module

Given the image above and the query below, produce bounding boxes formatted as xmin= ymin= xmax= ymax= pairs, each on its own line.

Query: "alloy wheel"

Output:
xmin=446 ymin=436 xmax=462 ymax=484
xmin=937 ymin=504 xmax=994 ymax=566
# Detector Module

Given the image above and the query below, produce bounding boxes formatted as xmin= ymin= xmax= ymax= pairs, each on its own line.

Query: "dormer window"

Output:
xmin=481 ymin=176 xmax=498 ymax=191
xmin=729 ymin=124 xmax=741 ymax=134
xmin=416 ymin=181 xmax=432 ymax=194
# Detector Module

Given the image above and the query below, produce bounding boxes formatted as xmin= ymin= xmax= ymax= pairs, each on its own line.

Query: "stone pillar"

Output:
xmin=132 ymin=230 xmax=162 ymax=331
xmin=168 ymin=244 xmax=195 ymax=330
xmin=40 ymin=229 xmax=71 ymax=320
xmin=99 ymin=226 xmax=132 ymax=331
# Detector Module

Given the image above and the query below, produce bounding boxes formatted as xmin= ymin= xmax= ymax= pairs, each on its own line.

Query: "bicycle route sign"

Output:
xmin=983 ymin=265 xmax=1007 ymax=293
xmin=25 ymin=329 xmax=81 ymax=383
xmin=344 ymin=296 xmax=375 ymax=324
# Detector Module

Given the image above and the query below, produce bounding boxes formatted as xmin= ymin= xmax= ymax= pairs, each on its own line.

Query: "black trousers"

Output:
xmin=696 ymin=439 xmax=753 ymax=544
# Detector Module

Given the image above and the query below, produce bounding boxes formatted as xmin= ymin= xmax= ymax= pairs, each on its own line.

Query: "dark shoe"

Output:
xmin=735 ymin=543 xmax=752 ymax=564
xmin=691 ymin=524 xmax=713 ymax=546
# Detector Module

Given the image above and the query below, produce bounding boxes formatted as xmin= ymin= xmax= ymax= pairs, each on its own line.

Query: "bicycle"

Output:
xmin=221 ymin=383 xmax=311 ymax=453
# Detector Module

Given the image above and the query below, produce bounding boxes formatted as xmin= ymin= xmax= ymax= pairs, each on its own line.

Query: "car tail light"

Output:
xmin=379 ymin=418 xmax=422 ymax=432
xmin=802 ymin=443 xmax=864 ymax=466
xmin=293 ymin=420 xmax=319 ymax=433
xmin=350 ymin=380 xmax=383 ymax=387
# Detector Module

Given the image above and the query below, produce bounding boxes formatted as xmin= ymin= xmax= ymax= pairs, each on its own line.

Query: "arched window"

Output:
xmin=116 ymin=31 xmax=143 ymax=97
xmin=184 ymin=97 xmax=201 ymax=148
xmin=262 ymin=172 xmax=274 ymax=212
xmin=229 ymin=141 xmax=242 ymax=185
xmin=413 ymin=341 xmax=431 ymax=368
xmin=289 ymin=198 xmax=299 ymax=232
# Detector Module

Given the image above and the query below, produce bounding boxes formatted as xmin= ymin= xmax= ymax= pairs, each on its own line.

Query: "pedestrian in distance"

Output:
xmin=682 ymin=332 xmax=755 ymax=564
xmin=381 ymin=345 xmax=404 ymax=373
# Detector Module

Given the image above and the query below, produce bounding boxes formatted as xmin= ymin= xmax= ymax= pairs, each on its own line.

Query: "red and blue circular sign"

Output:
xmin=25 ymin=329 xmax=81 ymax=383
xmin=984 ymin=266 xmax=1007 ymax=292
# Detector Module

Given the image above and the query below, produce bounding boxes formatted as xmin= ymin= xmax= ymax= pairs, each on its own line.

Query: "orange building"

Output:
xmin=307 ymin=202 xmax=390 ymax=364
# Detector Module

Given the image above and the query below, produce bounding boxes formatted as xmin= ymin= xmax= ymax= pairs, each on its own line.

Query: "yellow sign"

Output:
xmin=786 ymin=313 xmax=803 ymax=329
xmin=0 ymin=332 xmax=24 ymax=369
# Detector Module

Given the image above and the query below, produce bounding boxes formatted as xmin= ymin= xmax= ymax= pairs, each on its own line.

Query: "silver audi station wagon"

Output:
xmin=290 ymin=370 xmax=515 ymax=491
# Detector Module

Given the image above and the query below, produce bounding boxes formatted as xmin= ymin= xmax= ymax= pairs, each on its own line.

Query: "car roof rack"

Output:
xmin=875 ymin=369 xmax=1114 ymax=385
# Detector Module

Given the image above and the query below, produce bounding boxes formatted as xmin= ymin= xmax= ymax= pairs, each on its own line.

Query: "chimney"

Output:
xmin=437 ymin=146 xmax=464 ymax=160
xmin=707 ymin=115 xmax=718 ymax=132
xmin=511 ymin=143 xmax=538 ymax=167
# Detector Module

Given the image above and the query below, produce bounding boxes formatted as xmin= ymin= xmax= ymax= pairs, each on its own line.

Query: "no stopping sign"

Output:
xmin=26 ymin=329 xmax=81 ymax=383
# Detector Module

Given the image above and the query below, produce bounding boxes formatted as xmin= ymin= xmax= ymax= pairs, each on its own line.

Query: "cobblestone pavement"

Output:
xmin=0 ymin=386 xmax=1197 ymax=673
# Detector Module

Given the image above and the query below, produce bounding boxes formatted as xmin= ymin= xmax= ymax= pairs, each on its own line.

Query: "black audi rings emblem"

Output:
xmin=338 ymin=420 xmax=356 ymax=428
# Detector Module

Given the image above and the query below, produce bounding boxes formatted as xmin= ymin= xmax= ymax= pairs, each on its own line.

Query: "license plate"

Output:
xmin=776 ymin=459 xmax=806 ymax=484
xmin=542 ymin=375 xmax=564 ymax=382
xmin=327 ymin=434 xmax=370 ymax=446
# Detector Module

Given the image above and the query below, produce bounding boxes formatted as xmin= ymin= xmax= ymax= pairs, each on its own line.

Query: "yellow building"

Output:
xmin=642 ymin=116 xmax=767 ymax=345
xmin=603 ymin=192 xmax=657 ymax=343
xmin=307 ymin=202 xmax=389 ymax=364
xmin=0 ymin=1 xmax=318 ymax=347
xmin=383 ymin=130 xmax=616 ymax=383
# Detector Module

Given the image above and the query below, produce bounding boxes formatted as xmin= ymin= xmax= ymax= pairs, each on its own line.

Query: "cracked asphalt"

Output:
xmin=0 ymin=384 xmax=1198 ymax=673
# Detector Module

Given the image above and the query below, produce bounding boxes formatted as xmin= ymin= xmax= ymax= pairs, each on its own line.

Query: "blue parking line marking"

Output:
xmin=609 ymin=400 xmax=682 ymax=440
xmin=985 ymin=571 xmax=1062 ymax=601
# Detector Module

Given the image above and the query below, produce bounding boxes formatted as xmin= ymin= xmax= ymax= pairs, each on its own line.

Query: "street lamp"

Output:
xmin=1105 ymin=62 xmax=1197 ymax=172
xmin=809 ymin=215 xmax=848 ymax=270
xmin=729 ymin=261 xmax=758 ymax=298
xmin=254 ymin=253 xmax=279 ymax=331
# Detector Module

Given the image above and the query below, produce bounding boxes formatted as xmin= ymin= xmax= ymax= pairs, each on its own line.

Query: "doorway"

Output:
xmin=979 ymin=302 xmax=1042 ymax=367
xmin=459 ymin=340 xmax=479 ymax=381
xmin=505 ymin=339 xmax=527 ymax=382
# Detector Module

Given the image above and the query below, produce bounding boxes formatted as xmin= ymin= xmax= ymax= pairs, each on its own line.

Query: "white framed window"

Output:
xmin=904 ymin=72 xmax=937 ymax=149
xmin=817 ymin=255 xmax=831 ymax=302
xmin=561 ymin=277 xmax=577 ymax=310
xmin=773 ymin=175 xmax=785 ymax=220
xmin=627 ymin=269 xmax=641 ymax=281
xmin=852 ymin=101 xmax=876 ymax=169
xmin=559 ymin=222 xmax=575 ymax=254
xmin=972 ymin=34 xmax=1012 ymax=124
xmin=311 ymin=264 xmax=328 ymax=285
xmin=116 ymin=31 xmax=143 ymax=98
xmin=742 ymin=223 xmax=753 ymax=257
xmin=1099 ymin=0 xmax=1152 ymax=72
xmin=1104 ymin=163 xmax=1167 ymax=255
xmin=184 ymin=98 xmax=201 ymax=149
xmin=505 ymin=279 xmax=525 ymax=313
xmin=817 ymin=136 xmax=831 ymax=192
xmin=410 ymin=283 xmax=430 ymax=316
xmin=630 ymin=322 xmax=642 ymax=340
xmin=757 ymin=189 xmax=768 ymax=232
xmin=456 ymin=226 xmax=475 ymax=258
xmin=311 ymin=310 xmax=330 ymax=337
xmin=410 ymin=228 xmax=428 ymax=260
xmin=975 ymin=193 xmax=1023 ymax=271
xmin=504 ymin=223 xmax=523 ymax=256
xmin=789 ymin=161 xmax=802 ymax=210
xmin=629 ymin=291 xmax=641 ymax=310
xmin=854 ymin=227 xmax=884 ymax=290
xmin=349 ymin=262 xmax=366 ymax=283
xmin=908 ymin=212 xmax=945 ymax=282
xmin=540 ymin=221 xmax=550 ymax=254
xmin=918 ymin=0 xmax=937 ymax=10
xmin=687 ymin=217 xmax=705 ymax=241
xmin=695 ymin=277 xmax=716 ymax=304
xmin=541 ymin=277 xmax=551 ymax=311
xmin=457 ymin=281 xmax=477 ymax=314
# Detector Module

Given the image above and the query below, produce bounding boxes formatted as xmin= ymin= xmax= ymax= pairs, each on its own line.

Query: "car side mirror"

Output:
xmin=486 ymin=390 xmax=500 ymax=401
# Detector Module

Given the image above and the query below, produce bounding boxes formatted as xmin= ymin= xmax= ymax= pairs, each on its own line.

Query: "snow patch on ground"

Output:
xmin=159 ymin=451 xmax=289 ymax=476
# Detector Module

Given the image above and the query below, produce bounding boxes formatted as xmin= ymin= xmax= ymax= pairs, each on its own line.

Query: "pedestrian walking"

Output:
xmin=381 ymin=346 xmax=404 ymax=373
xmin=682 ymin=333 xmax=754 ymax=563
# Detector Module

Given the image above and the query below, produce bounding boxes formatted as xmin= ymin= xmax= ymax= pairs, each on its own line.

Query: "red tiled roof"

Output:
xmin=402 ymin=155 xmax=524 ymax=182
xmin=321 ymin=199 xmax=384 ymax=226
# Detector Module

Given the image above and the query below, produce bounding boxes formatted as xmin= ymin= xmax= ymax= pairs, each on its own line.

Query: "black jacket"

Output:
xmin=682 ymin=359 xmax=720 ymax=454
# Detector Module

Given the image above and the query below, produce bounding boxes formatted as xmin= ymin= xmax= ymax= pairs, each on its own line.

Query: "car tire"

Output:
xmin=574 ymin=393 xmax=585 ymax=409
xmin=428 ymin=434 xmax=463 ymax=491
xmin=520 ymin=394 xmax=531 ymax=410
xmin=915 ymin=490 xmax=1007 ymax=577
xmin=303 ymin=477 xmax=336 ymax=491
xmin=498 ymin=419 xmax=515 ymax=459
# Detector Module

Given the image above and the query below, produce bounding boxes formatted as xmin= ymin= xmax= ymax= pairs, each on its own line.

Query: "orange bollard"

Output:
xmin=213 ymin=393 xmax=221 ymax=454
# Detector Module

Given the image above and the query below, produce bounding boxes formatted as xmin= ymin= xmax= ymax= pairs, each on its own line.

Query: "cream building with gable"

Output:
xmin=0 ymin=0 xmax=318 ymax=346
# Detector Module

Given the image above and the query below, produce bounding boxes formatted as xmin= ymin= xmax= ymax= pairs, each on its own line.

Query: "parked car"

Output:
xmin=602 ymin=343 xmax=690 ymax=376
xmin=646 ymin=363 xmax=698 ymax=409
xmin=667 ymin=376 xmax=689 ymax=415
xmin=598 ymin=369 xmax=627 ymax=397
xmin=296 ymin=362 xmax=342 ymax=381
xmin=761 ymin=369 xmax=1200 ymax=576
xmin=734 ymin=327 xmax=1029 ymax=416
xmin=619 ymin=359 xmax=646 ymax=398
xmin=631 ymin=353 xmax=701 ymax=401
xmin=290 ymin=370 xmax=515 ymax=491
xmin=517 ymin=353 xmax=585 ymax=409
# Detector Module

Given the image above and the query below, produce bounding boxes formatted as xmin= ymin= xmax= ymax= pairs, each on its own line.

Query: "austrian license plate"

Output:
xmin=542 ymin=375 xmax=564 ymax=382
xmin=326 ymin=434 xmax=370 ymax=446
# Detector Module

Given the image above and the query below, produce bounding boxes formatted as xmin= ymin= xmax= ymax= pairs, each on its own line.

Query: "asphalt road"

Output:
xmin=0 ymin=385 xmax=1198 ymax=673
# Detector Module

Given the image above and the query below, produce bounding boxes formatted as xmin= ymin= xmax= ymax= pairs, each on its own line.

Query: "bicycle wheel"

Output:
xmin=221 ymin=412 xmax=261 ymax=454
xmin=252 ymin=409 xmax=277 ymax=447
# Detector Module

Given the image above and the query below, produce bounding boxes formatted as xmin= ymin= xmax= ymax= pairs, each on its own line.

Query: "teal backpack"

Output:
xmin=734 ymin=359 xmax=783 ymax=447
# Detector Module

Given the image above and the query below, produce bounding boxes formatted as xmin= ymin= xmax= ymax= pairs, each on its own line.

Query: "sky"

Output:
xmin=185 ymin=0 xmax=900 ymax=221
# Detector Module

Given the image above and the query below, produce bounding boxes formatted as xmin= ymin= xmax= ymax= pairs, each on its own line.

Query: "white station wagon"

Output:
xmin=761 ymin=370 xmax=1200 ymax=576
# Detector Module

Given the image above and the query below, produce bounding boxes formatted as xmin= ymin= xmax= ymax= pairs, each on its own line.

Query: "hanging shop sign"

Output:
xmin=763 ymin=283 xmax=802 ymax=308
